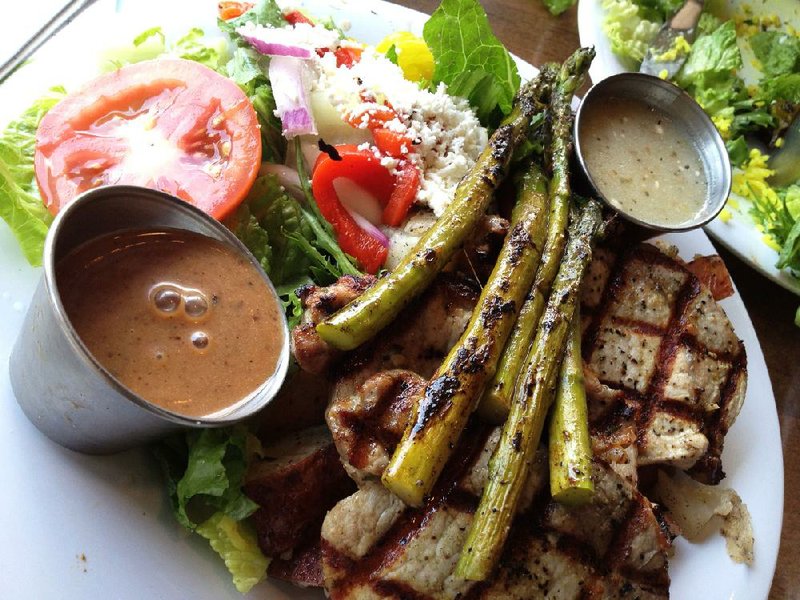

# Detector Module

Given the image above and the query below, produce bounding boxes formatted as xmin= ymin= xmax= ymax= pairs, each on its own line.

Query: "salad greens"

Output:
xmin=540 ymin=0 xmax=577 ymax=17
xmin=423 ymin=0 xmax=520 ymax=128
xmin=0 ymin=88 xmax=62 ymax=266
xmin=153 ymin=427 xmax=268 ymax=592
xmin=601 ymin=0 xmax=800 ymax=288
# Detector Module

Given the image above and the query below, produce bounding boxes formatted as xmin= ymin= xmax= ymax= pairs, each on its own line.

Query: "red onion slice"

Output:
xmin=268 ymin=56 xmax=317 ymax=138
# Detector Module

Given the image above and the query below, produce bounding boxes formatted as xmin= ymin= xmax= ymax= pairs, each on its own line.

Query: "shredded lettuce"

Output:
xmin=601 ymin=0 xmax=660 ymax=66
xmin=0 ymin=87 xmax=63 ymax=265
xmin=196 ymin=513 xmax=270 ymax=593
xmin=423 ymin=0 xmax=520 ymax=128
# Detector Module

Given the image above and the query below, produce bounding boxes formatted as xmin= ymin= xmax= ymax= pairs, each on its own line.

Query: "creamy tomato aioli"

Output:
xmin=57 ymin=229 xmax=283 ymax=418
xmin=579 ymin=97 xmax=709 ymax=228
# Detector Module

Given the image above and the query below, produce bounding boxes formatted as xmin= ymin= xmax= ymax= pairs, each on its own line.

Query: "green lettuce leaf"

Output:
xmin=541 ymin=0 xmax=576 ymax=17
xmin=601 ymin=0 xmax=661 ymax=65
xmin=154 ymin=427 xmax=259 ymax=531
xmin=750 ymin=31 xmax=800 ymax=78
xmin=631 ymin=0 xmax=683 ymax=22
xmin=0 ymin=87 xmax=63 ymax=265
xmin=196 ymin=513 xmax=270 ymax=594
xmin=217 ymin=0 xmax=284 ymax=35
xmin=677 ymin=20 xmax=742 ymax=90
xmin=423 ymin=0 xmax=520 ymax=128
xmin=172 ymin=27 xmax=229 ymax=71
xmin=760 ymin=73 xmax=800 ymax=105
xmin=725 ymin=136 xmax=749 ymax=167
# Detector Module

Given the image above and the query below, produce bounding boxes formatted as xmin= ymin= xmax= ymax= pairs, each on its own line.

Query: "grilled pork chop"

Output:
xmin=581 ymin=243 xmax=746 ymax=484
xmin=321 ymin=425 xmax=673 ymax=599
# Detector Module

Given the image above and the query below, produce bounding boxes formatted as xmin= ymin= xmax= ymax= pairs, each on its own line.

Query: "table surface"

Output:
xmin=392 ymin=0 xmax=800 ymax=597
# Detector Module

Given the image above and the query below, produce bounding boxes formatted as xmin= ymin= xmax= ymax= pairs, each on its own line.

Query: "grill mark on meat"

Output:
xmin=268 ymin=540 xmax=324 ymax=587
xmin=338 ymin=375 xmax=424 ymax=470
xmin=322 ymin=424 xmax=492 ymax=597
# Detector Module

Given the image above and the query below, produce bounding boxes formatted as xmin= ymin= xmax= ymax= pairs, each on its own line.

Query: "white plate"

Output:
xmin=0 ymin=1 xmax=784 ymax=598
xmin=577 ymin=0 xmax=800 ymax=297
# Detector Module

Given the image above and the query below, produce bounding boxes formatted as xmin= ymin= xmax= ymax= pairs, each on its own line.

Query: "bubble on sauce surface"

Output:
xmin=191 ymin=331 xmax=210 ymax=350
xmin=152 ymin=285 xmax=181 ymax=314
xmin=184 ymin=294 xmax=209 ymax=319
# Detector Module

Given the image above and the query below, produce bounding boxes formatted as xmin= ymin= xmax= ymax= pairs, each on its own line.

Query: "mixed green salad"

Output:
xmin=0 ymin=0 xmax=524 ymax=592
xmin=601 ymin=0 xmax=800 ymax=282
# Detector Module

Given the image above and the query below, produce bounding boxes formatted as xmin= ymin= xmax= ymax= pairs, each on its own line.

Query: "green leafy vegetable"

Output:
xmin=540 ymin=0 xmax=576 ymax=17
xmin=760 ymin=73 xmax=800 ymax=105
xmin=600 ymin=0 xmax=660 ymax=65
xmin=172 ymin=27 xmax=230 ymax=71
xmin=630 ymin=0 xmax=682 ymax=22
xmin=217 ymin=0 xmax=284 ymax=35
xmin=196 ymin=513 xmax=270 ymax=593
xmin=423 ymin=0 xmax=520 ymax=128
xmin=154 ymin=428 xmax=269 ymax=593
xmin=726 ymin=136 xmax=749 ymax=167
xmin=0 ymin=87 xmax=63 ymax=265
xmin=750 ymin=31 xmax=800 ymax=78
xmin=677 ymin=21 xmax=742 ymax=90
xmin=385 ymin=44 xmax=399 ymax=65
xmin=154 ymin=427 xmax=259 ymax=530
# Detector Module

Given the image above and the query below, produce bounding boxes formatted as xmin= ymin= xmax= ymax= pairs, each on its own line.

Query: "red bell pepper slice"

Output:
xmin=283 ymin=9 xmax=314 ymax=25
xmin=312 ymin=145 xmax=420 ymax=272
xmin=383 ymin=161 xmax=420 ymax=227
xmin=312 ymin=146 xmax=392 ymax=273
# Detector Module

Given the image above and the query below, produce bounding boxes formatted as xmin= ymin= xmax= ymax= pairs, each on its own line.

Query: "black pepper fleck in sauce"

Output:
xmin=579 ymin=96 xmax=709 ymax=227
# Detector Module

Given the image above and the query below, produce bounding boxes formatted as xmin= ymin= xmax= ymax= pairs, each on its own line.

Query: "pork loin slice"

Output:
xmin=326 ymin=274 xmax=478 ymax=482
xmin=244 ymin=426 xmax=356 ymax=559
xmin=581 ymin=243 xmax=747 ymax=484
xmin=321 ymin=425 xmax=672 ymax=599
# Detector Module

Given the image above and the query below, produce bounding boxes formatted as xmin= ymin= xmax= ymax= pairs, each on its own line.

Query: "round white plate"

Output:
xmin=577 ymin=0 xmax=800 ymax=297
xmin=0 ymin=1 xmax=784 ymax=598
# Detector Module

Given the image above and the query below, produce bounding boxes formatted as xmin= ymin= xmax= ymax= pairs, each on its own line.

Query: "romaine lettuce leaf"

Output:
xmin=423 ymin=0 xmax=520 ymax=128
xmin=217 ymin=0 xmax=284 ymax=36
xmin=749 ymin=31 xmax=800 ymax=78
xmin=601 ymin=0 xmax=661 ymax=66
xmin=760 ymin=73 xmax=800 ymax=105
xmin=154 ymin=427 xmax=260 ymax=530
xmin=0 ymin=87 xmax=63 ymax=266
xmin=196 ymin=513 xmax=270 ymax=594
xmin=677 ymin=20 xmax=742 ymax=90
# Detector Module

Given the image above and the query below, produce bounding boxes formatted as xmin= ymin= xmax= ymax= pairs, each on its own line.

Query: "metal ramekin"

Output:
xmin=9 ymin=185 xmax=290 ymax=454
xmin=574 ymin=72 xmax=732 ymax=232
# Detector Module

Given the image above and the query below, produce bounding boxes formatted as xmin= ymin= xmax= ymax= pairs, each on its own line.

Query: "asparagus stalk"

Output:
xmin=382 ymin=162 xmax=552 ymax=507
xmin=456 ymin=198 xmax=603 ymax=581
xmin=479 ymin=47 xmax=595 ymax=423
xmin=548 ymin=307 xmax=594 ymax=505
xmin=315 ymin=69 xmax=555 ymax=351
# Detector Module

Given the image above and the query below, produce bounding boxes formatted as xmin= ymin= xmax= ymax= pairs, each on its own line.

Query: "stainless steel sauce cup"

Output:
xmin=9 ymin=185 xmax=290 ymax=454
xmin=574 ymin=72 xmax=732 ymax=231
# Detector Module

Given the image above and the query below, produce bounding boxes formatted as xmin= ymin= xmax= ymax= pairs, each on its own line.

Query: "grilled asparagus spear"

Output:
xmin=382 ymin=162 xmax=551 ymax=507
xmin=479 ymin=47 xmax=595 ymax=423
xmin=315 ymin=69 xmax=555 ymax=351
xmin=456 ymin=198 xmax=603 ymax=581
xmin=548 ymin=307 xmax=594 ymax=505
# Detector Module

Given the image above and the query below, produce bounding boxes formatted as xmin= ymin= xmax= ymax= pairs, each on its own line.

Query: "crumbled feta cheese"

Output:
xmin=312 ymin=48 xmax=487 ymax=216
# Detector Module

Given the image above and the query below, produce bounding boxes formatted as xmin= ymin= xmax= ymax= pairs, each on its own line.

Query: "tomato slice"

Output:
xmin=34 ymin=58 xmax=261 ymax=219
xmin=218 ymin=1 xmax=253 ymax=20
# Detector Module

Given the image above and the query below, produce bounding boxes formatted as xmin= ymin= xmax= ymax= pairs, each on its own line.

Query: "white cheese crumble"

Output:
xmin=312 ymin=48 xmax=487 ymax=216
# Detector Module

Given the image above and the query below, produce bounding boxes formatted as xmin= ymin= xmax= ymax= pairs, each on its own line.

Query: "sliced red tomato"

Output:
xmin=218 ymin=1 xmax=253 ymax=20
xmin=334 ymin=47 xmax=363 ymax=68
xmin=34 ymin=58 xmax=261 ymax=219
xmin=284 ymin=9 xmax=314 ymax=25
